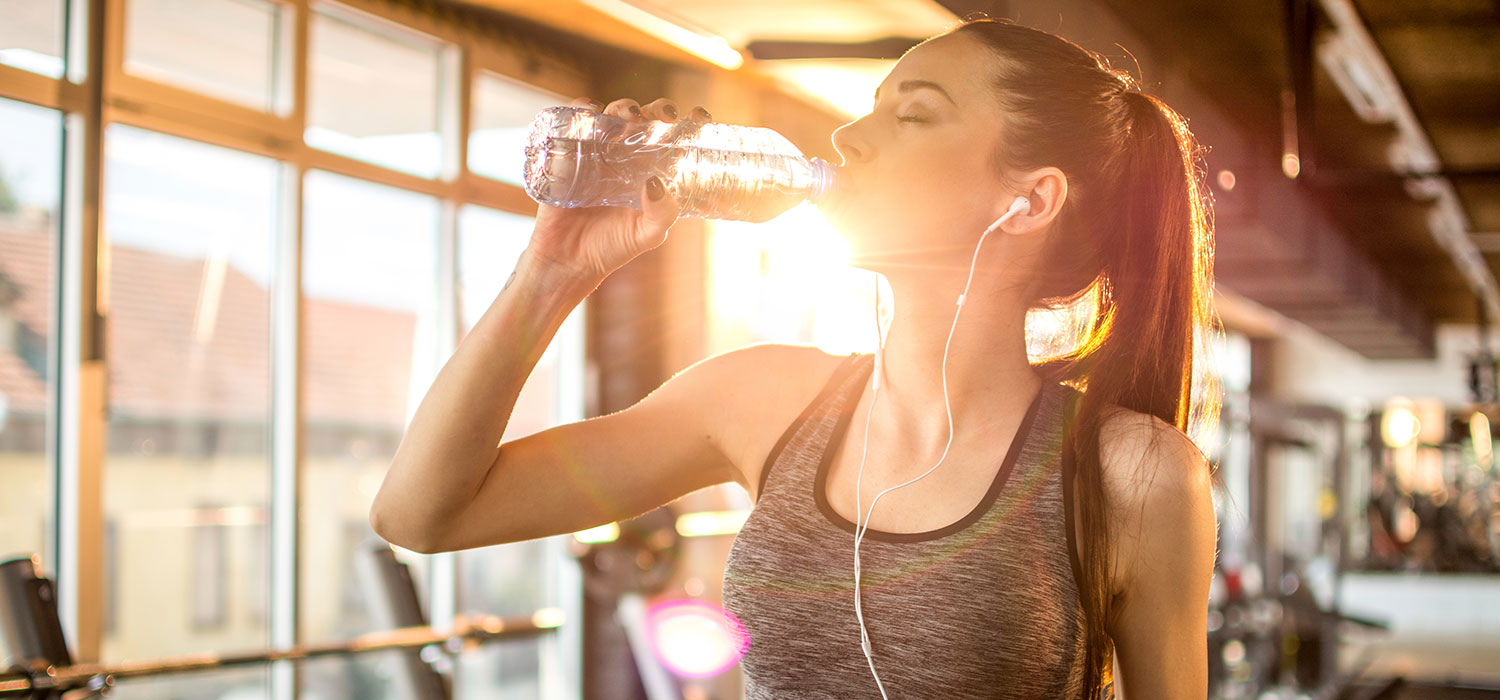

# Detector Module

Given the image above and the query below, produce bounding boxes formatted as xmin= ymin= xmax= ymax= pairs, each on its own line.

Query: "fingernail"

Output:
xmin=629 ymin=104 xmax=642 ymax=117
xmin=586 ymin=100 xmax=603 ymax=111
xmin=662 ymin=103 xmax=678 ymax=119
xmin=646 ymin=176 xmax=665 ymax=201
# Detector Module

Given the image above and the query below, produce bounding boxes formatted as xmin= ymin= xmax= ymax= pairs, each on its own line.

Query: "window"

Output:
xmin=468 ymin=72 xmax=566 ymax=186
xmin=1 ymin=3 xmax=595 ymax=694
xmin=300 ymin=168 xmax=439 ymax=698
xmin=192 ymin=504 xmax=229 ymax=630
xmin=0 ymin=97 xmax=61 ymax=571
xmin=307 ymin=6 xmax=448 ymax=178
xmin=0 ymin=0 xmax=65 ymax=78
xmin=100 ymin=124 xmax=277 ymax=699
xmin=454 ymin=205 xmax=582 ymax=699
xmin=124 ymin=0 xmax=291 ymax=113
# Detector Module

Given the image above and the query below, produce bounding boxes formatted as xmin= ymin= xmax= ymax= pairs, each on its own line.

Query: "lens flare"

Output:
xmin=1472 ymin=411 xmax=1492 ymax=468
xmin=646 ymin=599 xmax=750 ymax=678
xmin=1380 ymin=400 xmax=1421 ymax=448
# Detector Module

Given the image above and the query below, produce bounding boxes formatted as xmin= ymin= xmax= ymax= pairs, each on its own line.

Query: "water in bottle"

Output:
xmin=522 ymin=106 xmax=837 ymax=223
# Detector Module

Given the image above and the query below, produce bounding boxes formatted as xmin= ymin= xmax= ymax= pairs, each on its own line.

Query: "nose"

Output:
xmin=831 ymin=118 xmax=873 ymax=165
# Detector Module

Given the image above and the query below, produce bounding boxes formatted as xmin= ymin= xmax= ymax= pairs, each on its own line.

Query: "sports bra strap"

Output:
xmin=755 ymin=353 xmax=869 ymax=500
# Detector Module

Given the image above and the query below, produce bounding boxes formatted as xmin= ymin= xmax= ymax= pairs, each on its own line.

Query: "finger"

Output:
xmin=569 ymin=96 xmax=604 ymax=111
xmin=604 ymin=98 xmax=643 ymax=121
xmin=688 ymin=105 xmax=712 ymax=122
xmin=641 ymin=98 xmax=679 ymax=123
xmin=638 ymin=175 xmax=680 ymax=247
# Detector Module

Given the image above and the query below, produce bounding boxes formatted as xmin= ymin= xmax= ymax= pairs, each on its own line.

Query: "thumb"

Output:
xmin=638 ymin=175 xmax=681 ymax=246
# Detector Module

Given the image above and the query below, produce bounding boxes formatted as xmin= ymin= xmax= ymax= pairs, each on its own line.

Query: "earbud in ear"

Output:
xmin=983 ymin=195 xmax=1032 ymax=236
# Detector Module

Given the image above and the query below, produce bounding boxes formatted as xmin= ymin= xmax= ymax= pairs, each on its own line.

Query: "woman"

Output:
xmin=371 ymin=17 xmax=1220 ymax=699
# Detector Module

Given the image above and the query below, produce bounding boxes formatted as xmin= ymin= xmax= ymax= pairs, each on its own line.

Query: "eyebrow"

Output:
xmin=873 ymin=79 xmax=958 ymax=106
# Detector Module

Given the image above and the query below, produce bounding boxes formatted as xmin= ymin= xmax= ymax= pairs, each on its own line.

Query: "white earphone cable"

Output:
xmin=853 ymin=196 xmax=1029 ymax=698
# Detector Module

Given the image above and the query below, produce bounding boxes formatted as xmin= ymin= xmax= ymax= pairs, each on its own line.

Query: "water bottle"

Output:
xmin=522 ymin=105 xmax=837 ymax=223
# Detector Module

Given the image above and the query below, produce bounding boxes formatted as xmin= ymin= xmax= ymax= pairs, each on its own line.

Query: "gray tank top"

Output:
xmin=722 ymin=353 xmax=1102 ymax=699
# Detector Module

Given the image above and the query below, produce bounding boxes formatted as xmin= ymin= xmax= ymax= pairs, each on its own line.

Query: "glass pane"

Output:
xmin=454 ymin=205 xmax=581 ymax=699
xmin=469 ymin=73 xmax=565 ymax=186
xmin=100 ymin=124 xmax=277 ymax=699
xmin=300 ymin=169 xmax=439 ymax=700
xmin=308 ymin=9 xmax=444 ymax=178
xmin=0 ymin=0 xmax=64 ymax=78
xmin=125 ymin=0 xmax=285 ymax=113
xmin=0 ymin=98 xmax=61 ymax=568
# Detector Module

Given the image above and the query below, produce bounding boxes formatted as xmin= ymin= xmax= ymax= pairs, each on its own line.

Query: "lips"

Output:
xmin=821 ymin=169 xmax=857 ymax=207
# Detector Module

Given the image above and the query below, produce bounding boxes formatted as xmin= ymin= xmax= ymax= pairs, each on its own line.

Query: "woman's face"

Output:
xmin=822 ymin=32 xmax=1014 ymax=267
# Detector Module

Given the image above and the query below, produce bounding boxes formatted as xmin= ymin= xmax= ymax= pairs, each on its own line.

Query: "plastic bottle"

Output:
xmin=522 ymin=105 xmax=837 ymax=223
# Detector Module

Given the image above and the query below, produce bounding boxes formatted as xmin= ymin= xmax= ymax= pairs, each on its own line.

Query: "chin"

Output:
xmin=820 ymin=192 xmax=901 ymax=246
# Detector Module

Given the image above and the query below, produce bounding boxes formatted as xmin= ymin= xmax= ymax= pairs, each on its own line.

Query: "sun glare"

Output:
xmin=708 ymin=204 xmax=879 ymax=354
xmin=755 ymin=59 xmax=892 ymax=119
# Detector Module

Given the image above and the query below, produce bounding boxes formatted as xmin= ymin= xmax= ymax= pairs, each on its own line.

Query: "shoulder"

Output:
xmin=664 ymin=343 xmax=850 ymax=402
xmin=1093 ymin=405 xmax=1218 ymax=689
xmin=1095 ymin=405 xmax=1217 ymax=598
xmin=659 ymin=343 xmax=857 ymax=492
xmin=1096 ymin=406 xmax=1206 ymax=494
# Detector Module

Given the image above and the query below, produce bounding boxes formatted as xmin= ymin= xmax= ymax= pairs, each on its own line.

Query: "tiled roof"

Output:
xmin=1 ymin=219 xmax=417 ymax=427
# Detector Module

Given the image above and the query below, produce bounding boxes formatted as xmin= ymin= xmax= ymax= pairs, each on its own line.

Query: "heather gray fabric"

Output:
xmin=723 ymin=353 xmax=1100 ymax=699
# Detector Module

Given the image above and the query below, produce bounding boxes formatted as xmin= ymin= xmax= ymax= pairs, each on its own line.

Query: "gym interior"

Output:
xmin=0 ymin=0 xmax=1498 ymax=698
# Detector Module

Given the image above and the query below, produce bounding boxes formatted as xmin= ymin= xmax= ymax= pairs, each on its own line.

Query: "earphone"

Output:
xmin=854 ymin=194 xmax=1031 ymax=698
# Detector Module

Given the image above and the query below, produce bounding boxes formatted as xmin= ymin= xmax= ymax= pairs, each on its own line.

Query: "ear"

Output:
xmin=997 ymin=166 xmax=1068 ymax=236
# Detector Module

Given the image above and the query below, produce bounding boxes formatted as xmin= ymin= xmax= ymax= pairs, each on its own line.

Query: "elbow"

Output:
xmin=368 ymin=503 xmax=449 ymax=555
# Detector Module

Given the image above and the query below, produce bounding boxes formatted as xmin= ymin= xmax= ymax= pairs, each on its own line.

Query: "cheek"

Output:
xmin=821 ymin=133 xmax=1002 ymax=254
xmin=868 ymin=145 xmax=995 ymax=223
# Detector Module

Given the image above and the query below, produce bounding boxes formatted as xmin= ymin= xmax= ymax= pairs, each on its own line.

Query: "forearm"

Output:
xmin=370 ymin=250 xmax=598 ymax=549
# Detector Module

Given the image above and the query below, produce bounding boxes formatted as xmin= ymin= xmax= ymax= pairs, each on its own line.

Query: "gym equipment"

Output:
xmin=356 ymin=542 xmax=449 ymax=700
xmin=0 ymin=552 xmax=557 ymax=699
xmin=569 ymin=506 xmax=685 ymax=700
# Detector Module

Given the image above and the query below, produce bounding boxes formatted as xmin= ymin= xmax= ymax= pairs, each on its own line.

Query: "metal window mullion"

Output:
xmin=426 ymin=34 xmax=466 ymax=649
xmin=271 ymin=1 xmax=310 ymax=698
xmin=428 ymin=201 xmax=459 ymax=639
xmin=55 ymin=0 xmax=109 ymax=666
xmin=447 ymin=38 xmax=468 ymax=182
xmin=273 ymin=0 xmax=299 ymax=120
xmin=269 ymin=158 xmax=304 ymax=700
xmin=551 ymin=302 xmax=587 ymax=700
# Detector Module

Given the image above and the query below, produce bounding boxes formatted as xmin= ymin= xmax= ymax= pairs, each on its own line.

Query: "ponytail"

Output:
xmin=953 ymin=19 xmax=1220 ymax=699
xmin=1063 ymin=89 xmax=1215 ymax=698
xmin=1099 ymin=90 xmax=1201 ymax=429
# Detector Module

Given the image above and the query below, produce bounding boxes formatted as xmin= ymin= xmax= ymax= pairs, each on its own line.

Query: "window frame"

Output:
xmin=0 ymin=0 xmax=593 ymax=697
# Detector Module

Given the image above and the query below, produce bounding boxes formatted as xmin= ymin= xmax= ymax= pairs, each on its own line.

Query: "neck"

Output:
xmin=871 ymin=266 xmax=1043 ymax=448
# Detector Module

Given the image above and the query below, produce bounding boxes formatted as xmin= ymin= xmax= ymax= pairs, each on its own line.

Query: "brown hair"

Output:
xmin=949 ymin=18 xmax=1221 ymax=695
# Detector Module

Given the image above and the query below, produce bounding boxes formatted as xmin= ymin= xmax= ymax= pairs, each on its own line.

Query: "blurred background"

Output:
xmin=0 ymin=0 xmax=1496 ymax=698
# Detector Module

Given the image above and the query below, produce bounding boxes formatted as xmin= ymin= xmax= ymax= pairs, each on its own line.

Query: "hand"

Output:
xmin=527 ymin=97 xmax=714 ymax=285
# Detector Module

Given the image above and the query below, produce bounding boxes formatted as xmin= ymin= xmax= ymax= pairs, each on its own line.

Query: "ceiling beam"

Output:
xmin=1316 ymin=0 xmax=1500 ymax=323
